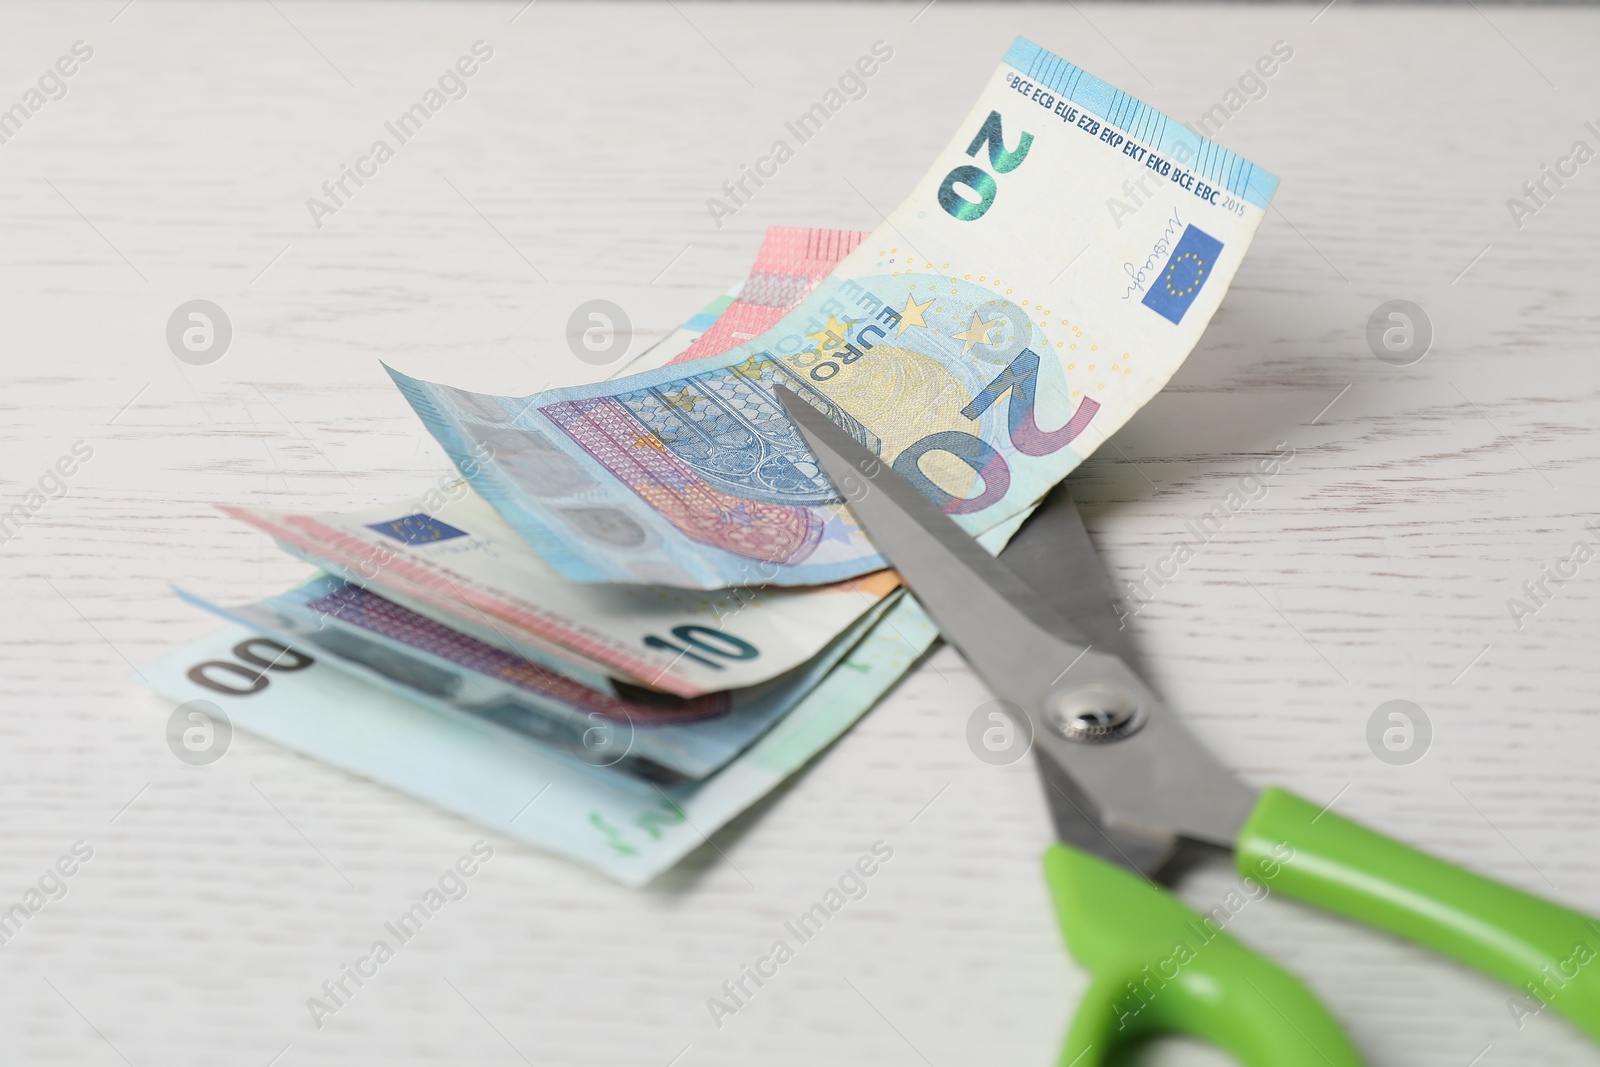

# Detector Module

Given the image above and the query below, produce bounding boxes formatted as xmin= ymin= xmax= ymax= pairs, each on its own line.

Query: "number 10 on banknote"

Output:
xmin=390 ymin=37 xmax=1278 ymax=589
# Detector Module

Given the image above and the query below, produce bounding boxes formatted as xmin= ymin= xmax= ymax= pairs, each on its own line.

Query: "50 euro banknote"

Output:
xmin=389 ymin=37 xmax=1277 ymax=589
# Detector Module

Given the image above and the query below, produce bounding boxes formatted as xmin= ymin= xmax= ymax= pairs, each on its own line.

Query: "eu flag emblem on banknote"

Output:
xmin=1141 ymin=225 xmax=1225 ymax=325
xmin=367 ymin=514 xmax=469 ymax=544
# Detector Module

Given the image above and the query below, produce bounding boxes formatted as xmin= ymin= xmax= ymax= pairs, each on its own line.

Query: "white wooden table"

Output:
xmin=2 ymin=2 xmax=1597 ymax=1064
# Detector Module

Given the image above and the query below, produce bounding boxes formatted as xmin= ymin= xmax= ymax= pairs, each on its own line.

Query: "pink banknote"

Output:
xmin=668 ymin=225 xmax=868 ymax=364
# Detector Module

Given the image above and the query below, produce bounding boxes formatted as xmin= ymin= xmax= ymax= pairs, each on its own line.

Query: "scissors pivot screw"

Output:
xmin=1044 ymin=683 xmax=1146 ymax=744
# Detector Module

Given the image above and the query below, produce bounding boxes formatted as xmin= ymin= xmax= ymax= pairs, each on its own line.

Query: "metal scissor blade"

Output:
xmin=1000 ymin=485 xmax=1142 ymax=677
xmin=777 ymin=385 xmax=1258 ymax=866
xmin=998 ymin=490 xmax=1180 ymax=871
xmin=775 ymin=386 xmax=1086 ymax=714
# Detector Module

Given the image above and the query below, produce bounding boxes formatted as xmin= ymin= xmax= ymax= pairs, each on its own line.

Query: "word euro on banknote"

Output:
xmin=221 ymin=491 xmax=897 ymax=699
xmin=390 ymin=38 xmax=1278 ymax=588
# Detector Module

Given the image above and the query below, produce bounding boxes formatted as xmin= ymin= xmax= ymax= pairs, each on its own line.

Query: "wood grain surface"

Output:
xmin=0 ymin=2 xmax=1597 ymax=1064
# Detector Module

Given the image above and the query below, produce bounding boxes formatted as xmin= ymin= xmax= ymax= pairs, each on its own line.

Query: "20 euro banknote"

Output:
xmin=215 ymin=227 xmax=884 ymax=701
xmin=389 ymin=38 xmax=1276 ymax=588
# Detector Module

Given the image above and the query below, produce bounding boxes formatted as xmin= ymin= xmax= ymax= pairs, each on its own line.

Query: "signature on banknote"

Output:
xmin=1120 ymin=207 xmax=1184 ymax=302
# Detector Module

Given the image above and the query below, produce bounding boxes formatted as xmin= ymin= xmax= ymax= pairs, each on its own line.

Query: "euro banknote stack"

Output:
xmin=139 ymin=38 xmax=1276 ymax=886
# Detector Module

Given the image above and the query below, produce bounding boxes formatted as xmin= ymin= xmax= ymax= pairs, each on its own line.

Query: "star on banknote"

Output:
xmin=953 ymin=313 xmax=1004 ymax=354
xmin=897 ymin=295 xmax=933 ymax=336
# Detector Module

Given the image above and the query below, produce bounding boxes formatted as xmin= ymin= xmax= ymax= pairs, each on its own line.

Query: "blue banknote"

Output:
xmin=389 ymin=37 xmax=1276 ymax=589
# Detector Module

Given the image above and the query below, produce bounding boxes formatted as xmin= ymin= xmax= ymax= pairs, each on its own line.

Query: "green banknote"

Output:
xmin=138 ymin=591 xmax=934 ymax=886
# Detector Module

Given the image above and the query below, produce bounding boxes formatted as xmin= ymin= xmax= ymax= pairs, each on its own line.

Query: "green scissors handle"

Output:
xmin=1048 ymin=787 xmax=1600 ymax=1065
xmin=1046 ymin=842 xmax=1363 ymax=1067
xmin=777 ymin=392 xmax=1600 ymax=1064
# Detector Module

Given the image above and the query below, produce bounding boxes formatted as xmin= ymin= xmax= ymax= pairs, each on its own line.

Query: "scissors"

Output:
xmin=776 ymin=385 xmax=1600 ymax=1065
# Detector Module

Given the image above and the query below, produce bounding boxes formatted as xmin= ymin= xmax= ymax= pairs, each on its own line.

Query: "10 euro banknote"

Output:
xmin=140 ymin=505 xmax=1031 ymax=886
xmin=175 ymin=573 xmax=893 ymax=783
xmin=389 ymin=38 xmax=1277 ymax=588
xmin=221 ymin=491 xmax=897 ymax=699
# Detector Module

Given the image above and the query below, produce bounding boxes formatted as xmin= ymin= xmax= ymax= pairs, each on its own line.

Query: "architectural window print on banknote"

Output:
xmin=390 ymin=37 xmax=1277 ymax=589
